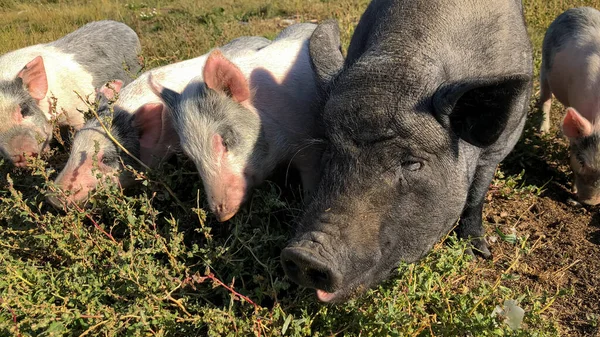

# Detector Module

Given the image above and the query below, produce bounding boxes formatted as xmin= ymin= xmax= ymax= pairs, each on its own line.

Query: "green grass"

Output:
xmin=1 ymin=0 xmax=597 ymax=336
xmin=0 ymin=167 xmax=560 ymax=336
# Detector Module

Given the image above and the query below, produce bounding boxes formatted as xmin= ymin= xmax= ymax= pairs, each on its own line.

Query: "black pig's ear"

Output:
xmin=309 ymin=19 xmax=344 ymax=93
xmin=433 ymin=74 xmax=531 ymax=147
xmin=148 ymin=75 xmax=181 ymax=113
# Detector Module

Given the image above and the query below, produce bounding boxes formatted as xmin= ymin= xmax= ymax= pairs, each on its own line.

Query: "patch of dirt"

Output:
xmin=485 ymin=197 xmax=600 ymax=336
xmin=481 ymin=107 xmax=600 ymax=336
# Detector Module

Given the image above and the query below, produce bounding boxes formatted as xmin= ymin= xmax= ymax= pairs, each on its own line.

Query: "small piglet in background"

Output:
xmin=48 ymin=36 xmax=273 ymax=207
xmin=540 ymin=7 xmax=600 ymax=205
xmin=0 ymin=20 xmax=141 ymax=166
xmin=152 ymin=23 xmax=325 ymax=222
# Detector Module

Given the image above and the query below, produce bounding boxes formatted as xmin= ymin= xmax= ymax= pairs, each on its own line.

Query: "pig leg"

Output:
xmin=456 ymin=163 xmax=495 ymax=258
xmin=539 ymin=71 xmax=552 ymax=133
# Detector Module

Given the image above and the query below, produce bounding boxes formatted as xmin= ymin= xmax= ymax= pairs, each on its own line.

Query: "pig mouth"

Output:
xmin=8 ymin=151 xmax=40 ymax=167
xmin=208 ymin=187 xmax=253 ymax=222
xmin=11 ymin=154 xmax=31 ymax=167
xmin=313 ymin=263 xmax=386 ymax=303
xmin=572 ymin=183 xmax=600 ymax=206
xmin=316 ymin=289 xmax=340 ymax=302
xmin=209 ymin=198 xmax=244 ymax=222
xmin=314 ymin=284 xmax=357 ymax=303
xmin=214 ymin=207 xmax=240 ymax=222
xmin=2 ymin=133 xmax=51 ymax=166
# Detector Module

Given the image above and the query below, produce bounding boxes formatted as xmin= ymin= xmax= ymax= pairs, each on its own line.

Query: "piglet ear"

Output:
xmin=97 ymin=80 xmax=123 ymax=101
xmin=562 ymin=107 xmax=593 ymax=138
xmin=95 ymin=80 xmax=124 ymax=117
xmin=133 ymin=103 xmax=165 ymax=148
xmin=133 ymin=102 xmax=179 ymax=166
xmin=18 ymin=56 xmax=48 ymax=101
xmin=203 ymin=50 xmax=250 ymax=103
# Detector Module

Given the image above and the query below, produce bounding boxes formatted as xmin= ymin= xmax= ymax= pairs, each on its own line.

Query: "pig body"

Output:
xmin=281 ymin=0 xmax=533 ymax=303
xmin=49 ymin=36 xmax=271 ymax=206
xmin=113 ymin=35 xmax=272 ymax=121
xmin=0 ymin=20 xmax=141 ymax=166
xmin=539 ymin=7 xmax=600 ymax=205
xmin=154 ymin=23 xmax=323 ymax=222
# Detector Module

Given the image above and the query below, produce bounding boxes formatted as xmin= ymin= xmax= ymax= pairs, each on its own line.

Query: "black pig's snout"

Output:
xmin=281 ymin=246 xmax=342 ymax=292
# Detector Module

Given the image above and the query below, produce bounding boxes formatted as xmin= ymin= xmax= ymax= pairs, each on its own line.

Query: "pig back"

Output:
xmin=50 ymin=20 xmax=142 ymax=87
xmin=0 ymin=45 xmax=54 ymax=79
xmin=241 ymin=23 xmax=321 ymax=145
xmin=114 ymin=34 xmax=274 ymax=114
xmin=542 ymin=7 xmax=600 ymax=73
xmin=341 ymin=0 xmax=532 ymax=159
xmin=274 ymin=23 xmax=318 ymax=42
xmin=220 ymin=36 xmax=271 ymax=59
xmin=347 ymin=0 xmax=531 ymax=79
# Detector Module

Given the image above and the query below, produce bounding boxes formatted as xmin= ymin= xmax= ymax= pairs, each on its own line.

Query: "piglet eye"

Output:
xmin=402 ymin=160 xmax=422 ymax=171
xmin=20 ymin=104 xmax=33 ymax=117
xmin=101 ymin=155 xmax=119 ymax=167
xmin=221 ymin=138 xmax=229 ymax=151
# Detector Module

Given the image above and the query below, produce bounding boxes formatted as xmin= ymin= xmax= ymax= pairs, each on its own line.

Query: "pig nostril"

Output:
xmin=281 ymin=246 xmax=341 ymax=291
xmin=285 ymin=260 xmax=299 ymax=274
xmin=308 ymin=269 xmax=329 ymax=284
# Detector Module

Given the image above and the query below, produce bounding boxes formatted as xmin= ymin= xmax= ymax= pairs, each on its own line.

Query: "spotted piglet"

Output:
xmin=152 ymin=23 xmax=326 ymax=221
xmin=48 ymin=36 xmax=272 ymax=207
xmin=540 ymin=7 xmax=600 ymax=205
xmin=0 ymin=21 xmax=141 ymax=166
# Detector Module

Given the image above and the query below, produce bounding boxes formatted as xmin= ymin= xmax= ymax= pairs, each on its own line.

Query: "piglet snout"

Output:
xmin=214 ymin=203 xmax=238 ymax=222
xmin=8 ymin=134 xmax=42 ymax=167
xmin=46 ymin=189 xmax=86 ymax=209
xmin=11 ymin=152 xmax=38 ymax=167
xmin=46 ymin=194 xmax=64 ymax=208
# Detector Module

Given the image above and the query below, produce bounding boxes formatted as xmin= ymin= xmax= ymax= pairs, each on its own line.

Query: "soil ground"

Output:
xmin=481 ymin=105 xmax=600 ymax=336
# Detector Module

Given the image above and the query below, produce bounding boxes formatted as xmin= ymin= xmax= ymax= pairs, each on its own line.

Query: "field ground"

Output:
xmin=1 ymin=0 xmax=600 ymax=336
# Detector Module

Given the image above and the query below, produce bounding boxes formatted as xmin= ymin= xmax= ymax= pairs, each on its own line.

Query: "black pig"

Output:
xmin=281 ymin=0 xmax=533 ymax=303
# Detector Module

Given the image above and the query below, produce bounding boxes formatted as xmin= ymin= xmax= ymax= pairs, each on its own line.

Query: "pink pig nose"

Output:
xmin=47 ymin=194 xmax=63 ymax=208
xmin=215 ymin=204 xmax=238 ymax=222
xmin=46 ymin=188 xmax=85 ymax=209
xmin=11 ymin=152 xmax=38 ymax=167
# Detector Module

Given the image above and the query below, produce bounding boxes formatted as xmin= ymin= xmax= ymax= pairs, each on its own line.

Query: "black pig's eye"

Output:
xmin=575 ymin=153 xmax=586 ymax=167
xmin=402 ymin=160 xmax=422 ymax=171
